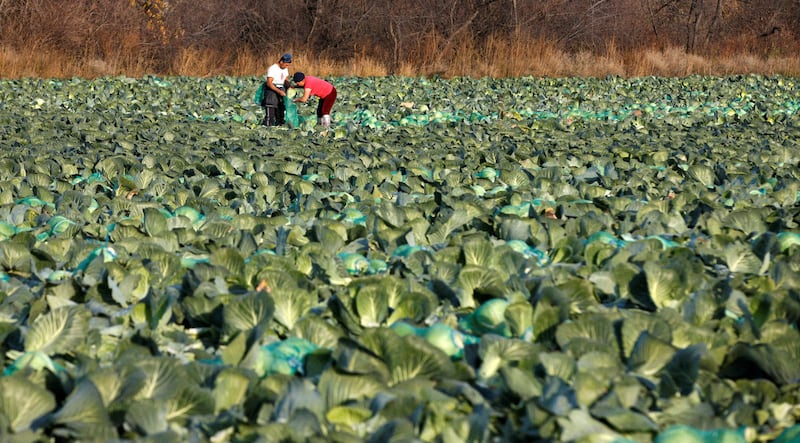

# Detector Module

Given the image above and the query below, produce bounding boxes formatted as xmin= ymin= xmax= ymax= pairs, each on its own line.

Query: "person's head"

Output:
xmin=278 ymin=53 xmax=292 ymax=67
xmin=292 ymin=72 xmax=305 ymax=86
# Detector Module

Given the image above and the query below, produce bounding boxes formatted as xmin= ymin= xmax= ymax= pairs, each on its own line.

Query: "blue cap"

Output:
xmin=280 ymin=53 xmax=292 ymax=63
xmin=292 ymin=72 xmax=305 ymax=83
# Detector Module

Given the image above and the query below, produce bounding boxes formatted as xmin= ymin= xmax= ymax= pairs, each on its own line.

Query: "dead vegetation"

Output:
xmin=1 ymin=0 xmax=798 ymax=78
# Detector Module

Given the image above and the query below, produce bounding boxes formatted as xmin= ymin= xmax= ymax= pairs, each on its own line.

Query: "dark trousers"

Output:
xmin=262 ymin=87 xmax=286 ymax=126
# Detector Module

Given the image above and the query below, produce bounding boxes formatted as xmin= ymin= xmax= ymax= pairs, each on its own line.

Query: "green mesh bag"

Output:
xmin=284 ymin=95 xmax=300 ymax=128
xmin=253 ymin=82 xmax=266 ymax=106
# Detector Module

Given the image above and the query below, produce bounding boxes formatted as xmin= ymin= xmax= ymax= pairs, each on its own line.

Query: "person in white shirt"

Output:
xmin=262 ymin=53 xmax=292 ymax=126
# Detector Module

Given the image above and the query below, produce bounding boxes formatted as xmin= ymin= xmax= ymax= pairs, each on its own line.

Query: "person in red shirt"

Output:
xmin=291 ymin=72 xmax=337 ymax=128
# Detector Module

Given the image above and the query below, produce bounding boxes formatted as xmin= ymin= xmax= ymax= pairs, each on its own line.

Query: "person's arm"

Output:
xmin=294 ymin=87 xmax=312 ymax=103
xmin=266 ymin=77 xmax=282 ymax=94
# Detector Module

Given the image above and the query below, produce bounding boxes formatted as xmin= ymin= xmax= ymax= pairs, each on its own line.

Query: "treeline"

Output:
xmin=0 ymin=0 xmax=798 ymax=77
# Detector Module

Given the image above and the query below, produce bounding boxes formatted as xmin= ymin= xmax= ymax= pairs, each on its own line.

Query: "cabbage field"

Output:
xmin=1 ymin=74 xmax=799 ymax=442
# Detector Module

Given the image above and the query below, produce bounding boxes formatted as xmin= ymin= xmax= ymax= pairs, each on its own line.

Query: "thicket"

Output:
xmin=1 ymin=0 xmax=798 ymax=78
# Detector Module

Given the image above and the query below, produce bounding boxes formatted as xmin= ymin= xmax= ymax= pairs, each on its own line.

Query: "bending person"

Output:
xmin=291 ymin=72 xmax=337 ymax=128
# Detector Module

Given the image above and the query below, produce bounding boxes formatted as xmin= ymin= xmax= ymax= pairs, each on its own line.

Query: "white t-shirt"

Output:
xmin=266 ymin=63 xmax=289 ymax=88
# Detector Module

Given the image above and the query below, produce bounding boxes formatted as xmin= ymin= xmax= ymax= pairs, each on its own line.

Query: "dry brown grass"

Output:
xmin=285 ymin=52 xmax=390 ymax=78
xmin=0 ymin=46 xmax=70 ymax=78
xmin=2 ymin=37 xmax=800 ymax=79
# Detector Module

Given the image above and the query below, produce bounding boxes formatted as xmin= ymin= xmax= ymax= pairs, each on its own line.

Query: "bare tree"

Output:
xmin=1 ymin=0 xmax=799 ymax=75
xmin=640 ymin=0 xmax=800 ymax=53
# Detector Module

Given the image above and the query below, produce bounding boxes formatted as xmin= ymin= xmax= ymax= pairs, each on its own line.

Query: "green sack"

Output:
xmin=254 ymin=82 xmax=266 ymax=106
xmin=284 ymin=95 xmax=300 ymax=129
